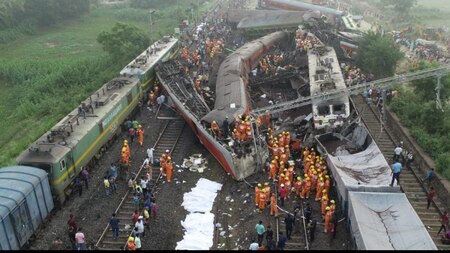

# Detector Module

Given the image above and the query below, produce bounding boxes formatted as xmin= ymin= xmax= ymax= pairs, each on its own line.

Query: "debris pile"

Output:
xmin=181 ymin=154 xmax=208 ymax=173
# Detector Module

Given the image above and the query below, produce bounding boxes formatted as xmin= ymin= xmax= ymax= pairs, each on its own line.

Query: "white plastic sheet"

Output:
xmin=348 ymin=192 xmax=437 ymax=250
xmin=176 ymin=178 xmax=223 ymax=250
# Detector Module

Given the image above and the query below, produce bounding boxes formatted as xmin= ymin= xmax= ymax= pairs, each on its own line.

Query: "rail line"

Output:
xmin=352 ymin=94 xmax=450 ymax=250
xmin=274 ymin=184 xmax=309 ymax=250
xmin=94 ymin=110 xmax=185 ymax=250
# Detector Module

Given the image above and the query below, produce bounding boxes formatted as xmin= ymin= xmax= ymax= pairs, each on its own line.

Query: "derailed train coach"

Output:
xmin=0 ymin=166 xmax=54 ymax=250
xmin=315 ymin=97 xmax=436 ymax=250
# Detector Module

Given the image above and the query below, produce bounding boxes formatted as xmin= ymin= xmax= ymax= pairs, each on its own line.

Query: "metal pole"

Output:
xmin=149 ymin=9 xmax=153 ymax=46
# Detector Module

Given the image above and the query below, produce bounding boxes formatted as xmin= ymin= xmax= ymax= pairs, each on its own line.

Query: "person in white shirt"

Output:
xmin=393 ymin=145 xmax=403 ymax=162
xmin=146 ymin=147 xmax=155 ymax=165
xmin=135 ymin=216 xmax=145 ymax=238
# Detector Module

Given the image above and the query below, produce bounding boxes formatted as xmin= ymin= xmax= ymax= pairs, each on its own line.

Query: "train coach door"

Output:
xmin=10 ymin=203 xmax=33 ymax=247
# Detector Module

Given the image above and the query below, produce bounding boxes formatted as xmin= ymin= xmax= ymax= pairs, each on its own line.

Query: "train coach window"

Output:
xmin=60 ymin=159 xmax=66 ymax=171
xmin=333 ymin=104 xmax=345 ymax=114
xmin=318 ymin=105 xmax=330 ymax=116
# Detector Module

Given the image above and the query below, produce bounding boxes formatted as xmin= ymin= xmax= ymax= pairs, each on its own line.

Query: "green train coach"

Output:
xmin=16 ymin=36 xmax=179 ymax=205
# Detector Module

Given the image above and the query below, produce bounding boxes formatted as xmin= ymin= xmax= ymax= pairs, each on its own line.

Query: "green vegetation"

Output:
xmin=389 ymin=61 xmax=450 ymax=179
xmin=97 ymin=22 xmax=149 ymax=61
xmin=355 ymin=31 xmax=404 ymax=78
xmin=0 ymin=0 xmax=212 ymax=167
xmin=0 ymin=0 xmax=92 ymax=43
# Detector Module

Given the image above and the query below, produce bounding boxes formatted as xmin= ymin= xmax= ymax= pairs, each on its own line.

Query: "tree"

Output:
xmin=355 ymin=31 xmax=403 ymax=78
xmin=97 ymin=22 xmax=149 ymax=61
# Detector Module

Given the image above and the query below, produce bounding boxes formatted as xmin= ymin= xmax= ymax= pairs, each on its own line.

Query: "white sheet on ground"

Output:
xmin=348 ymin=192 xmax=437 ymax=250
xmin=176 ymin=178 xmax=223 ymax=250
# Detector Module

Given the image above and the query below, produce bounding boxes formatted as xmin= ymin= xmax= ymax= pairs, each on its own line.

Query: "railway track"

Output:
xmin=94 ymin=114 xmax=186 ymax=250
xmin=274 ymin=185 xmax=309 ymax=250
xmin=352 ymin=94 xmax=450 ymax=250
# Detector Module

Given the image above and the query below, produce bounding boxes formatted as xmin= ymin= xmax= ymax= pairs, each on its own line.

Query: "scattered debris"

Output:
xmin=181 ymin=154 xmax=208 ymax=173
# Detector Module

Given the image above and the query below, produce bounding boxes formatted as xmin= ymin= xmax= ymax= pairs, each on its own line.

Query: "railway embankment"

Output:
xmin=385 ymin=107 xmax=450 ymax=214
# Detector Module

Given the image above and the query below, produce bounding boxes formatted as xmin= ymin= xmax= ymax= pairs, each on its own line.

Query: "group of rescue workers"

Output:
xmin=258 ymin=129 xmax=337 ymax=234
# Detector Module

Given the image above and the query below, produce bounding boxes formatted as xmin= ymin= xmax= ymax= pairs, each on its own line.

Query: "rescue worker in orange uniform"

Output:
xmin=245 ymin=127 xmax=253 ymax=140
xmin=160 ymin=154 xmax=167 ymax=175
xmin=278 ymin=161 xmax=285 ymax=175
xmin=121 ymin=148 xmax=129 ymax=165
xmin=137 ymin=125 xmax=144 ymax=147
xmin=284 ymin=131 xmax=290 ymax=146
xmin=278 ymin=173 xmax=285 ymax=192
xmin=321 ymin=195 xmax=328 ymax=219
xmin=210 ymin=120 xmax=221 ymax=139
xmin=280 ymin=151 xmax=288 ymax=165
xmin=324 ymin=206 xmax=333 ymax=233
xmin=270 ymin=193 xmax=278 ymax=216
xmin=255 ymin=183 xmax=262 ymax=207
xmin=324 ymin=175 xmax=331 ymax=193
xmin=264 ymin=182 xmax=270 ymax=204
xmin=302 ymin=147 xmax=310 ymax=161
xmin=259 ymin=189 xmax=267 ymax=211
xmin=329 ymin=199 xmax=336 ymax=215
xmin=291 ymin=136 xmax=301 ymax=156
xmin=315 ymin=177 xmax=325 ymax=201
xmin=165 ymin=157 xmax=173 ymax=183
xmin=300 ymin=177 xmax=311 ymax=199
xmin=269 ymin=160 xmax=277 ymax=182
xmin=232 ymin=129 xmax=240 ymax=142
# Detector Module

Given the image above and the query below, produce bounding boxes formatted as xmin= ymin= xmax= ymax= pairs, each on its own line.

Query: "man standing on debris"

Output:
xmin=255 ymin=220 xmax=266 ymax=246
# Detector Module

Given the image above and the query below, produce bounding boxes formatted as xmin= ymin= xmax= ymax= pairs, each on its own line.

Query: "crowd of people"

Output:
xmin=247 ymin=121 xmax=339 ymax=250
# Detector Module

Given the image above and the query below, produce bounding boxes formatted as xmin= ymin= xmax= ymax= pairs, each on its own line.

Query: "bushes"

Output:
xmin=389 ymin=66 xmax=450 ymax=179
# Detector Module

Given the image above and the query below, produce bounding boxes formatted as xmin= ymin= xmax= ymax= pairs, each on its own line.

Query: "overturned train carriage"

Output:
xmin=158 ymin=31 xmax=289 ymax=180
xmin=16 ymin=77 xmax=142 ymax=205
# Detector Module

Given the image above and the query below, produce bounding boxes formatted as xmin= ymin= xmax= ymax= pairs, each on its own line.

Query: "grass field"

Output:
xmin=0 ymin=1 xmax=211 ymax=166
xmin=414 ymin=0 xmax=450 ymax=27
